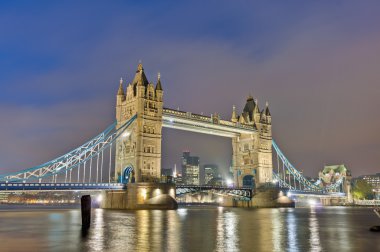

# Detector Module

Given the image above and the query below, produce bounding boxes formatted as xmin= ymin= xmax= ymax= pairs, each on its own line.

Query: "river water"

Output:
xmin=0 ymin=206 xmax=379 ymax=252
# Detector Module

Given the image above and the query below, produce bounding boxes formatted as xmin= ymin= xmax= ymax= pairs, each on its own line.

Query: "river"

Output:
xmin=0 ymin=206 xmax=379 ymax=251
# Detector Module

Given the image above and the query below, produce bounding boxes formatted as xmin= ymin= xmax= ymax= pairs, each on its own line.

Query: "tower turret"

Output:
xmin=116 ymin=77 xmax=126 ymax=122
xmin=231 ymin=105 xmax=237 ymax=122
xmin=155 ymin=72 xmax=163 ymax=102
xmin=264 ymin=101 xmax=271 ymax=124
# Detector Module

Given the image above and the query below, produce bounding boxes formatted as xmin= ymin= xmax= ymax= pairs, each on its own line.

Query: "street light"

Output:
xmin=226 ymin=179 xmax=233 ymax=187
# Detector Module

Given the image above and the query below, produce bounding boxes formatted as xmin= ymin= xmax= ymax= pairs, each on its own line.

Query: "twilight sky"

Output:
xmin=0 ymin=1 xmax=379 ymax=178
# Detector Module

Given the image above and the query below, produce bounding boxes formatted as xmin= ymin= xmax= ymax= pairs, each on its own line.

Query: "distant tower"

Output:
xmin=181 ymin=151 xmax=200 ymax=185
xmin=231 ymin=96 xmax=272 ymax=187
xmin=115 ymin=63 xmax=163 ymax=182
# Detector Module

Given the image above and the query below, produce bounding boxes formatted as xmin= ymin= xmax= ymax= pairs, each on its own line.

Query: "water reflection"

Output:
xmin=286 ymin=209 xmax=299 ymax=252
xmin=216 ymin=208 xmax=239 ymax=251
xmin=1 ymin=207 xmax=378 ymax=251
xmin=309 ymin=208 xmax=322 ymax=252
xmin=87 ymin=209 xmax=105 ymax=251
xmin=272 ymin=209 xmax=284 ymax=251
xmin=166 ymin=210 xmax=181 ymax=251
xmin=136 ymin=210 xmax=151 ymax=251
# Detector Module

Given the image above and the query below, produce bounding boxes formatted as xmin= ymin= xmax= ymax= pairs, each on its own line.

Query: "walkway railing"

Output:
xmin=354 ymin=199 xmax=380 ymax=206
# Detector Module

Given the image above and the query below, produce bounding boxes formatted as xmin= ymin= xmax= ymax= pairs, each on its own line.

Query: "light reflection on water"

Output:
xmin=0 ymin=207 xmax=379 ymax=252
xmin=309 ymin=208 xmax=322 ymax=252
xmin=286 ymin=209 xmax=299 ymax=252
xmin=216 ymin=208 xmax=239 ymax=251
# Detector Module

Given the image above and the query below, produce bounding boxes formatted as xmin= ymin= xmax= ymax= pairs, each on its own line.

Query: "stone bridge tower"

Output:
xmin=115 ymin=63 xmax=163 ymax=182
xmin=231 ymin=96 xmax=273 ymax=188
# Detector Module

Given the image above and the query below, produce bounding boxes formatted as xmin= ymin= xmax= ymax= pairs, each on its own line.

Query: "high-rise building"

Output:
xmin=203 ymin=164 xmax=218 ymax=185
xmin=360 ymin=173 xmax=380 ymax=189
xmin=182 ymin=151 xmax=200 ymax=185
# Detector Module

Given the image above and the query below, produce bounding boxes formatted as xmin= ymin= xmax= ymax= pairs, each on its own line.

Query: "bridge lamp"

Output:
xmin=155 ymin=188 xmax=161 ymax=196
xmin=141 ymin=188 xmax=147 ymax=200
xmin=97 ymin=194 xmax=102 ymax=203
xmin=308 ymin=199 xmax=316 ymax=207
xmin=169 ymin=188 xmax=175 ymax=198
xmin=226 ymin=179 xmax=233 ymax=187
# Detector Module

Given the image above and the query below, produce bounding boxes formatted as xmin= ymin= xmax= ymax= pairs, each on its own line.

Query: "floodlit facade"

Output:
xmin=115 ymin=63 xmax=163 ymax=182
xmin=114 ymin=63 xmax=273 ymax=187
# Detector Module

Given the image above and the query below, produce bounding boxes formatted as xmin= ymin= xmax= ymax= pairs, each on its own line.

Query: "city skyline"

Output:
xmin=1 ymin=1 xmax=380 ymax=177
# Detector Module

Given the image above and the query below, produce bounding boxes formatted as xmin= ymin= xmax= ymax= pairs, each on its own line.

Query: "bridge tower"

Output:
xmin=115 ymin=63 xmax=163 ymax=182
xmin=231 ymin=96 xmax=273 ymax=188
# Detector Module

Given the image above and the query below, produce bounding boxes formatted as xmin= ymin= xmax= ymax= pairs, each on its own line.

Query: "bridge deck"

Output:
xmin=0 ymin=182 xmax=125 ymax=191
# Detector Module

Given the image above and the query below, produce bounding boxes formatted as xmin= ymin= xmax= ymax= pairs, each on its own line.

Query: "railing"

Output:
xmin=0 ymin=182 xmax=125 ymax=191
xmin=354 ymin=199 xmax=380 ymax=206
xmin=0 ymin=114 xmax=137 ymax=183
xmin=175 ymin=185 xmax=253 ymax=199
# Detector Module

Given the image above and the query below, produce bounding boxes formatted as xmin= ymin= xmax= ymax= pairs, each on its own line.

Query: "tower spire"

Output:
xmin=117 ymin=77 xmax=125 ymax=96
xmin=231 ymin=105 xmax=237 ymax=122
xmin=265 ymin=101 xmax=271 ymax=116
xmin=155 ymin=72 xmax=163 ymax=91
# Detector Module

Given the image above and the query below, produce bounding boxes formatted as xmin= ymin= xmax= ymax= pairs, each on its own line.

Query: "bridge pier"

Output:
xmin=101 ymin=183 xmax=177 ymax=210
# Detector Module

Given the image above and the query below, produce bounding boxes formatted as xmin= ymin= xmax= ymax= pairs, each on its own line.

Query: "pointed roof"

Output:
xmin=265 ymin=101 xmax=271 ymax=116
xmin=231 ymin=105 xmax=237 ymax=121
xmin=155 ymin=72 xmax=163 ymax=91
xmin=243 ymin=95 xmax=256 ymax=121
xmin=132 ymin=63 xmax=149 ymax=86
xmin=254 ymin=99 xmax=260 ymax=113
xmin=117 ymin=78 xmax=125 ymax=96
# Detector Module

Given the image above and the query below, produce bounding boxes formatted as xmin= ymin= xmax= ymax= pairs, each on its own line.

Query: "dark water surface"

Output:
xmin=0 ymin=206 xmax=379 ymax=252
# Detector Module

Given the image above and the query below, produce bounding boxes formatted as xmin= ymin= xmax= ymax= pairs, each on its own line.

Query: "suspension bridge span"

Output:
xmin=0 ymin=63 xmax=350 ymax=208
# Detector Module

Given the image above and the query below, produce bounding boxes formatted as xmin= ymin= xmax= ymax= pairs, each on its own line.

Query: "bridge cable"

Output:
xmin=108 ymin=143 xmax=112 ymax=183
xmin=83 ymin=161 xmax=86 ymax=184
xmin=96 ymin=153 xmax=99 ymax=183
xmin=89 ymin=155 xmax=93 ymax=183
xmin=101 ymin=150 xmax=104 ymax=183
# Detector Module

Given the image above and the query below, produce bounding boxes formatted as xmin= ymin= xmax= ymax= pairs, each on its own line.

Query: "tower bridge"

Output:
xmin=0 ymin=62 xmax=350 ymax=208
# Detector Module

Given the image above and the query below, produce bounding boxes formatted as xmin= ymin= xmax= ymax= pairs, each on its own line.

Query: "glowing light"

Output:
xmin=122 ymin=132 xmax=130 ymax=138
xmin=155 ymin=188 xmax=161 ymax=196
xmin=177 ymin=208 xmax=188 ymax=217
xmin=226 ymin=179 xmax=233 ymax=187
xmin=169 ymin=118 xmax=174 ymax=123
xmin=141 ymin=188 xmax=147 ymax=200
xmin=218 ymin=197 xmax=224 ymax=203
xmin=273 ymin=179 xmax=278 ymax=183
xmin=97 ymin=194 xmax=102 ymax=203
xmin=287 ymin=192 xmax=292 ymax=197
xmin=308 ymin=199 xmax=316 ymax=206
xmin=169 ymin=188 xmax=175 ymax=198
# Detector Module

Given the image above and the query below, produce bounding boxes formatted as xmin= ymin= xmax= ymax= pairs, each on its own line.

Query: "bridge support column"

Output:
xmin=101 ymin=183 xmax=177 ymax=210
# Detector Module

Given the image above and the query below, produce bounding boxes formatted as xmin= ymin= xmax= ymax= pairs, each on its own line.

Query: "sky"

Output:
xmin=0 ymin=1 xmax=379 ymax=178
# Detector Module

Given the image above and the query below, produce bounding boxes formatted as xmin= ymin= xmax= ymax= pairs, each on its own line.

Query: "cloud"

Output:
xmin=1 ymin=1 xmax=380 ymax=178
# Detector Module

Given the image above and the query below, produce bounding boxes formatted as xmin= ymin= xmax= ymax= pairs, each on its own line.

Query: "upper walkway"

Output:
xmin=162 ymin=108 xmax=256 ymax=137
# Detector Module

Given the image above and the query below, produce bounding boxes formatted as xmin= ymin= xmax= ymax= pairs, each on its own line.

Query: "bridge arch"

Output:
xmin=242 ymin=175 xmax=255 ymax=188
xmin=119 ymin=165 xmax=134 ymax=184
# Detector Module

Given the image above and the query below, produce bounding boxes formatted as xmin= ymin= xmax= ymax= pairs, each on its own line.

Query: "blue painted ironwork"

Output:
xmin=272 ymin=140 xmax=344 ymax=193
xmin=119 ymin=165 xmax=134 ymax=184
xmin=0 ymin=114 xmax=137 ymax=182
xmin=0 ymin=182 xmax=125 ymax=191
